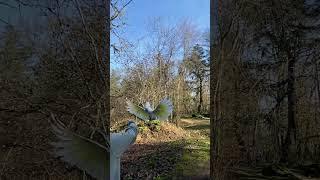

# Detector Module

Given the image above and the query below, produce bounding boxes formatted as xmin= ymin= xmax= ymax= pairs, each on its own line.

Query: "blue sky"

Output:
xmin=0 ymin=0 xmax=210 ymax=70
xmin=111 ymin=0 xmax=210 ymax=69
xmin=122 ymin=0 xmax=209 ymax=38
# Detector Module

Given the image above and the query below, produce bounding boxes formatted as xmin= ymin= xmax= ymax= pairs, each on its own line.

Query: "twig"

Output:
xmin=110 ymin=0 xmax=133 ymax=21
xmin=73 ymin=0 xmax=105 ymax=84
xmin=0 ymin=1 xmax=17 ymax=9
xmin=0 ymin=147 xmax=13 ymax=176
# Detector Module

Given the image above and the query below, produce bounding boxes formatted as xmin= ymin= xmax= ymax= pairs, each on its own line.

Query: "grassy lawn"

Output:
xmin=174 ymin=139 xmax=210 ymax=177
xmin=121 ymin=118 xmax=210 ymax=179
xmin=157 ymin=118 xmax=210 ymax=179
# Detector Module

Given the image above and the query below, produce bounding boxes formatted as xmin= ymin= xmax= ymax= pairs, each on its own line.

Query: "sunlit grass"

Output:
xmin=157 ymin=118 xmax=210 ymax=179
xmin=174 ymin=139 xmax=210 ymax=177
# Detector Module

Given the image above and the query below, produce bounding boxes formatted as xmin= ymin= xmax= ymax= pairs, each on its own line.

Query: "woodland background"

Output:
xmin=0 ymin=0 xmax=319 ymax=179
xmin=210 ymin=0 xmax=320 ymax=179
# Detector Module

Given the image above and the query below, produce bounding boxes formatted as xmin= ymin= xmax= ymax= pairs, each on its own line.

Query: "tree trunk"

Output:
xmin=175 ymin=76 xmax=182 ymax=127
xmin=210 ymin=0 xmax=217 ymax=178
xmin=157 ymin=53 xmax=162 ymax=100
xmin=281 ymin=54 xmax=296 ymax=163
xmin=315 ymin=63 xmax=320 ymax=111
xmin=198 ymin=77 xmax=203 ymax=114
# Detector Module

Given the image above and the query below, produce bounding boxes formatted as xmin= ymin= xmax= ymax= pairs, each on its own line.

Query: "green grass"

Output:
xmin=174 ymin=139 xmax=210 ymax=176
xmin=157 ymin=132 xmax=210 ymax=179
xmin=156 ymin=139 xmax=210 ymax=179
xmin=138 ymin=125 xmax=150 ymax=133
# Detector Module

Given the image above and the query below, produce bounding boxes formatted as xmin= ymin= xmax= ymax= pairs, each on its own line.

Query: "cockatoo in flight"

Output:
xmin=50 ymin=114 xmax=138 ymax=180
xmin=126 ymin=98 xmax=173 ymax=121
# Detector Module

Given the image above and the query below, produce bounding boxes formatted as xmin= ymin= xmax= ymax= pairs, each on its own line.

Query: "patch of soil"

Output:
xmin=121 ymin=141 xmax=184 ymax=179
xmin=121 ymin=120 xmax=209 ymax=179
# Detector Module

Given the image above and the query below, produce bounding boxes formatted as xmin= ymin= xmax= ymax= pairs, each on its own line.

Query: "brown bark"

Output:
xmin=210 ymin=0 xmax=216 ymax=179
xmin=198 ymin=77 xmax=203 ymax=113
xmin=281 ymin=52 xmax=297 ymax=163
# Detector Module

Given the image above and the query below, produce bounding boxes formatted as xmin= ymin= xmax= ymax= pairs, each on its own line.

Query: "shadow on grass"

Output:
xmin=185 ymin=124 xmax=210 ymax=131
xmin=121 ymin=140 xmax=185 ymax=180
xmin=121 ymin=138 xmax=210 ymax=180
xmin=181 ymin=113 xmax=209 ymax=119
xmin=170 ymin=139 xmax=210 ymax=180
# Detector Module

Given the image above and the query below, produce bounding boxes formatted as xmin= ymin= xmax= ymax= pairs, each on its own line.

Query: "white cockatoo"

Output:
xmin=110 ymin=121 xmax=138 ymax=180
xmin=126 ymin=98 xmax=173 ymax=121
xmin=50 ymin=114 xmax=138 ymax=180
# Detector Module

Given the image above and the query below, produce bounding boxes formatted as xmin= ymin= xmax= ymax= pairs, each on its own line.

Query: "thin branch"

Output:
xmin=110 ymin=0 xmax=133 ymax=21
xmin=0 ymin=1 xmax=17 ymax=9
xmin=0 ymin=18 xmax=10 ymax=26
xmin=73 ymin=0 xmax=105 ymax=84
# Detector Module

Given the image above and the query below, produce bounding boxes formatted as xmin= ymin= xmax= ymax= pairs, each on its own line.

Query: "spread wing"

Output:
xmin=126 ymin=100 xmax=150 ymax=121
xmin=153 ymin=98 xmax=173 ymax=120
xmin=50 ymin=116 xmax=108 ymax=180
